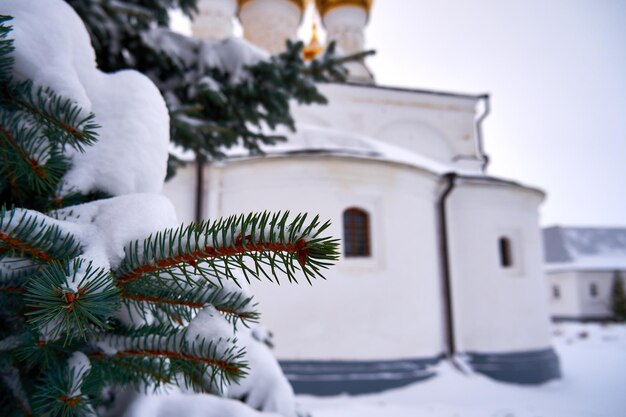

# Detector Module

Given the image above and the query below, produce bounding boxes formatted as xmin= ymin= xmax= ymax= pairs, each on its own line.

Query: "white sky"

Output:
xmin=173 ymin=0 xmax=626 ymax=227
xmin=365 ymin=0 xmax=626 ymax=227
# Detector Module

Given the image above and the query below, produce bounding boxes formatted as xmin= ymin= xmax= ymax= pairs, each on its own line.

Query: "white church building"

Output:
xmin=164 ymin=0 xmax=561 ymax=394
xmin=544 ymin=226 xmax=626 ymax=321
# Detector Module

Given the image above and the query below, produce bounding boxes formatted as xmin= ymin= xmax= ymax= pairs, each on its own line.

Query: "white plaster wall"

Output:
xmin=162 ymin=164 xmax=198 ymax=224
xmin=546 ymin=271 xmax=626 ymax=319
xmin=212 ymin=156 xmax=445 ymax=361
xmin=577 ymin=271 xmax=617 ymax=318
xmin=546 ymin=271 xmax=582 ymax=318
xmin=446 ymin=179 xmax=552 ymax=353
xmin=292 ymin=84 xmax=483 ymax=171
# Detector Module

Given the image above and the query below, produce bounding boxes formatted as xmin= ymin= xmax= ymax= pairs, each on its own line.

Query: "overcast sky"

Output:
xmin=362 ymin=0 xmax=626 ymax=227
xmin=175 ymin=0 xmax=626 ymax=227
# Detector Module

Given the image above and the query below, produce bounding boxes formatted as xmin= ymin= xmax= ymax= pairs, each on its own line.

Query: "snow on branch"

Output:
xmin=0 ymin=208 xmax=82 ymax=263
xmin=25 ymin=259 xmax=119 ymax=342
xmin=113 ymin=212 xmax=339 ymax=286
xmin=31 ymin=353 xmax=94 ymax=417
xmin=0 ymin=15 xmax=14 ymax=81
xmin=0 ymin=118 xmax=68 ymax=198
xmin=0 ymin=365 xmax=32 ymax=416
xmin=120 ymin=280 xmax=259 ymax=328
xmin=1 ymin=81 xmax=99 ymax=152
xmin=92 ymin=326 xmax=247 ymax=392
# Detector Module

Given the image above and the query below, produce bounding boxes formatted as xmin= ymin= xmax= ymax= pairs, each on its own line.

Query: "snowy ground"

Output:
xmin=297 ymin=323 xmax=626 ymax=417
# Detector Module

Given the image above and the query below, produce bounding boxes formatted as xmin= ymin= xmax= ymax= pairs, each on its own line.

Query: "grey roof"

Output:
xmin=543 ymin=226 xmax=626 ymax=271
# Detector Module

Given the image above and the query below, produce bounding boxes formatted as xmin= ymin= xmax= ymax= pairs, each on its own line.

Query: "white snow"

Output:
xmin=62 ymin=68 xmax=170 ymax=196
xmin=546 ymin=256 xmax=626 ymax=272
xmin=125 ymin=390 xmax=283 ymax=417
xmin=227 ymin=328 xmax=298 ymax=417
xmin=67 ymin=351 xmax=91 ymax=396
xmin=185 ymin=306 xmax=237 ymax=368
xmin=198 ymin=37 xmax=268 ymax=83
xmin=142 ymin=29 xmax=268 ymax=84
xmin=224 ymin=123 xmax=477 ymax=177
xmin=56 ymin=193 xmax=180 ymax=270
xmin=5 ymin=1 xmax=96 ymax=114
xmin=2 ymin=0 xmax=170 ymax=197
xmin=297 ymin=322 xmax=626 ymax=417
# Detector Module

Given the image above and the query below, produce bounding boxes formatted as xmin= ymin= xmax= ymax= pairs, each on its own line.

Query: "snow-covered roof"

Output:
xmin=223 ymin=124 xmax=475 ymax=176
xmin=170 ymin=124 xmax=546 ymax=196
xmin=343 ymin=81 xmax=487 ymax=101
xmin=543 ymin=226 xmax=626 ymax=272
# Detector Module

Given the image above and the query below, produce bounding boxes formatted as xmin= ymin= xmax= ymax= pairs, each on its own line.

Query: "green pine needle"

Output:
xmin=114 ymin=211 xmax=339 ymax=286
xmin=120 ymin=280 xmax=259 ymax=328
xmin=32 ymin=365 xmax=93 ymax=417
xmin=0 ymin=11 xmax=343 ymax=415
xmin=25 ymin=259 xmax=119 ymax=343
xmin=0 ymin=111 xmax=70 ymax=197
xmin=0 ymin=16 xmax=14 ymax=82
xmin=0 ymin=81 xmax=99 ymax=153
xmin=13 ymin=335 xmax=72 ymax=373
xmin=0 ymin=363 xmax=32 ymax=417
xmin=0 ymin=207 xmax=82 ymax=263
xmin=92 ymin=328 xmax=247 ymax=393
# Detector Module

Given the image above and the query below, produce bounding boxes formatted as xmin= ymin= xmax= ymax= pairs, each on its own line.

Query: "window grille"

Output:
xmin=343 ymin=208 xmax=370 ymax=257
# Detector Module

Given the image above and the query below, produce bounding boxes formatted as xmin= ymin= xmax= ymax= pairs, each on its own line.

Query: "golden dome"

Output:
xmin=315 ymin=0 xmax=372 ymax=16
xmin=238 ymin=0 xmax=307 ymax=12
xmin=302 ymin=22 xmax=324 ymax=60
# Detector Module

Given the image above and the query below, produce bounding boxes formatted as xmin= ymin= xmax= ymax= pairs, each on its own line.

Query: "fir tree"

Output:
xmin=65 ymin=0 xmax=372 ymax=177
xmin=0 ymin=9 xmax=338 ymax=417
xmin=610 ymin=271 xmax=626 ymax=322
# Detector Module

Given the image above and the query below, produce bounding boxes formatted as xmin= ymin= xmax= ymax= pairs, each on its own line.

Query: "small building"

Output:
xmin=164 ymin=0 xmax=561 ymax=394
xmin=543 ymin=226 xmax=626 ymax=321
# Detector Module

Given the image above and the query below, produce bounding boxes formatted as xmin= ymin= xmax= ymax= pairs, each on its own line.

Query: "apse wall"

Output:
xmin=446 ymin=178 xmax=551 ymax=352
xmin=211 ymin=156 xmax=446 ymax=361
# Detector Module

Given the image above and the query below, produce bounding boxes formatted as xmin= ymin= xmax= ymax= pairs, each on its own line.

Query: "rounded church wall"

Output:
xmin=446 ymin=180 xmax=552 ymax=353
xmin=217 ymin=156 xmax=445 ymax=361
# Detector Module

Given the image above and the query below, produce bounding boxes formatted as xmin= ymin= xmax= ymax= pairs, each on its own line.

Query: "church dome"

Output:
xmin=238 ymin=0 xmax=306 ymax=12
xmin=236 ymin=0 xmax=305 ymax=54
xmin=315 ymin=0 xmax=372 ymax=16
xmin=314 ymin=0 xmax=374 ymax=82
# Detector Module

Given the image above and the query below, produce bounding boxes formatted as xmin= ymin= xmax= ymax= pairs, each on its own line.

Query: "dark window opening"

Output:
xmin=499 ymin=237 xmax=513 ymax=268
xmin=590 ymin=283 xmax=598 ymax=297
xmin=552 ymin=285 xmax=560 ymax=299
xmin=343 ymin=208 xmax=370 ymax=257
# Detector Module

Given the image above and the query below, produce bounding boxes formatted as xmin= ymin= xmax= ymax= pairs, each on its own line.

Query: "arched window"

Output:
xmin=343 ymin=208 xmax=370 ymax=257
xmin=499 ymin=237 xmax=513 ymax=268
